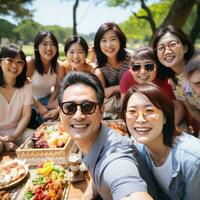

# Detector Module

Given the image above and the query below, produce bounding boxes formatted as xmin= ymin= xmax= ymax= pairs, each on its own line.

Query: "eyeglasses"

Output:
xmin=2 ymin=57 xmax=25 ymax=67
xmin=60 ymin=101 xmax=100 ymax=115
xmin=126 ymin=107 xmax=160 ymax=121
xmin=131 ymin=63 xmax=156 ymax=72
xmin=191 ymin=81 xmax=200 ymax=88
xmin=156 ymin=40 xmax=180 ymax=53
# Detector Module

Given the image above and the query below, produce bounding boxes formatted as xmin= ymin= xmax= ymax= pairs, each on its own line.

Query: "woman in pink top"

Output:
xmin=120 ymin=46 xmax=184 ymax=130
xmin=26 ymin=30 xmax=64 ymax=124
xmin=0 ymin=46 xmax=33 ymax=152
xmin=120 ymin=46 xmax=174 ymax=101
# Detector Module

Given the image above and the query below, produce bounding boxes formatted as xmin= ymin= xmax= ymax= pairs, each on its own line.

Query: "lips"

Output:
xmin=138 ymin=75 xmax=149 ymax=80
xmin=163 ymin=55 xmax=175 ymax=62
xmin=134 ymin=127 xmax=151 ymax=133
xmin=71 ymin=124 xmax=89 ymax=129
xmin=9 ymin=68 xmax=18 ymax=73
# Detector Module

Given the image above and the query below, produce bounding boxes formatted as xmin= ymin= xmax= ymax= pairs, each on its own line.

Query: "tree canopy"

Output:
xmin=0 ymin=0 xmax=35 ymax=18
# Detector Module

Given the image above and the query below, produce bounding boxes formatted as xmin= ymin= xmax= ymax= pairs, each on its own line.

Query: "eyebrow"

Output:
xmin=127 ymin=104 xmax=155 ymax=108
xmin=191 ymin=81 xmax=200 ymax=84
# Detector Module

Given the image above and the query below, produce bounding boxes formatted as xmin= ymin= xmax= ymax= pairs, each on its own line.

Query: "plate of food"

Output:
xmin=21 ymin=161 xmax=67 ymax=200
xmin=0 ymin=159 xmax=29 ymax=190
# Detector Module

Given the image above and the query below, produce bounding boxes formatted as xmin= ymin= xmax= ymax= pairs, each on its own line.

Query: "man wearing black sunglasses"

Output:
xmin=57 ymin=71 xmax=160 ymax=200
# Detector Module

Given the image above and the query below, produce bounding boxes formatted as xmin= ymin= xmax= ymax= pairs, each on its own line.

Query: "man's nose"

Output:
xmin=72 ymin=107 xmax=85 ymax=120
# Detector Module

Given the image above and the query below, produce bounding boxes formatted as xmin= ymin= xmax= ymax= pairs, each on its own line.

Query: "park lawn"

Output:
xmin=22 ymin=44 xmax=66 ymax=61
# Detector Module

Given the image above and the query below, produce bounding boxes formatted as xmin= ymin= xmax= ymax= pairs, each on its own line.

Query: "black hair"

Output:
xmin=152 ymin=24 xmax=195 ymax=80
xmin=0 ymin=45 xmax=27 ymax=88
xmin=94 ymin=22 xmax=127 ymax=67
xmin=57 ymin=71 xmax=104 ymax=105
xmin=64 ymin=36 xmax=89 ymax=57
xmin=34 ymin=30 xmax=59 ymax=75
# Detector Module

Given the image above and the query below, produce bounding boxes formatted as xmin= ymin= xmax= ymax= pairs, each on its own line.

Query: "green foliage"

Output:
xmin=120 ymin=0 xmax=173 ymax=43
xmin=183 ymin=4 xmax=197 ymax=35
xmin=0 ymin=0 xmax=35 ymax=18
xmin=13 ymin=19 xmax=43 ymax=43
xmin=0 ymin=19 xmax=18 ymax=41
xmin=44 ymin=25 xmax=73 ymax=43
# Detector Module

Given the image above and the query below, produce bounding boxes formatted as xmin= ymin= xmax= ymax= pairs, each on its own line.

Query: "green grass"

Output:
xmin=22 ymin=44 xmax=66 ymax=61
xmin=22 ymin=45 xmax=34 ymax=56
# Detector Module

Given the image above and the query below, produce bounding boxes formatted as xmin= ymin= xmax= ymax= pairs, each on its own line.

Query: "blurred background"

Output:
xmin=0 ymin=0 xmax=199 ymax=60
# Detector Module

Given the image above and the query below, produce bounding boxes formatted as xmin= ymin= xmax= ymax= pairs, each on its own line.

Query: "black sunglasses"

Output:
xmin=131 ymin=63 xmax=155 ymax=72
xmin=60 ymin=101 xmax=100 ymax=115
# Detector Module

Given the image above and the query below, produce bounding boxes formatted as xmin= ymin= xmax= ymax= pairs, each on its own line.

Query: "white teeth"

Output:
xmin=164 ymin=56 xmax=174 ymax=62
xmin=138 ymin=76 xmax=148 ymax=80
xmin=9 ymin=69 xmax=17 ymax=73
xmin=135 ymin=127 xmax=151 ymax=132
xmin=107 ymin=49 xmax=113 ymax=52
xmin=72 ymin=124 xmax=88 ymax=128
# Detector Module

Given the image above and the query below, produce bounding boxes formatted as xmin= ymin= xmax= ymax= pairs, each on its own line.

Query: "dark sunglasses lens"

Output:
xmin=132 ymin=64 xmax=141 ymax=71
xmin=62 ymin=102 xmax=77 ymax=115
xmin=144 ymin=64 xmax=155 ymax=71
xmin=81 ymin=102 xmax=96 ymax=114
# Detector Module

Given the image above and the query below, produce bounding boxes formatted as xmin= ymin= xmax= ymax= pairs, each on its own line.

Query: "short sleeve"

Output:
xmin=119 ymin=70 xmax=135 ymax=93
xmin=102 ymin=158 xmax=147 ymax=200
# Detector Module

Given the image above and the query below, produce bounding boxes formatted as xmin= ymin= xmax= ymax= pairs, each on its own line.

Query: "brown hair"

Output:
xmin=122 ymin=83 xmax=177 ymax=147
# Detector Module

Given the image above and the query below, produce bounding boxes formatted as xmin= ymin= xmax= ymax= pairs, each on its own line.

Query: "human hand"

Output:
xmin=39 ymin=105 xmax=49 ymax=116
xmin=43 ymin=108 xmax=59 ymax=121
xmin=2 ymin=134 xmax=17 ymax=142
xmin=4 ymin=142 xmax=18 ymax=152
xmin=105 ymin=87 xmax=114 ymax=98
xmin=47 ymin=100 xmax=58 ymax=110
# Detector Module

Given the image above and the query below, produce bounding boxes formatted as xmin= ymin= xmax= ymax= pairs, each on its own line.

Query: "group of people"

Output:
xmin=0 ymin=21 xmax=200 ymax=199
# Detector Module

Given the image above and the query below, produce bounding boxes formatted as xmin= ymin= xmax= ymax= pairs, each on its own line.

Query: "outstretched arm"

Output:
xmin=121 ymin=192 xmax=153 ymax=200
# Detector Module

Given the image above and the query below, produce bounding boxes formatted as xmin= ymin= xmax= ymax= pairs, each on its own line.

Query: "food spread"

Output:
xmin=22 ymin=161 xmax=66 ymax=200
xmin=0 ymin=159 xmax=28 ymax=190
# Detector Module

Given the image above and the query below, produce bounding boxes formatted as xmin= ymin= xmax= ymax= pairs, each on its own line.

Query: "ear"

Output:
xmin=100 ymin=105 xmax=105 ymax=114
xmin=183 ymin=44 xmax=188 ymax=54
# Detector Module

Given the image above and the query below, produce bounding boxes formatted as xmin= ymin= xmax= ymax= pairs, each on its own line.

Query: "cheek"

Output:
xmin=149 ymin=72 xmax=157 ymax=81
xmin=80 ymin=55 xmax=86 ymax=62
xmin=125 ymin=118 xmax=135 ymax=132
xmin=100 ymin=43 xmax=105 ymax=51
xmin=157 ymin=53 xmax=164 ymax=63
xmin=60 ymin=113 xmax=69 ymax=131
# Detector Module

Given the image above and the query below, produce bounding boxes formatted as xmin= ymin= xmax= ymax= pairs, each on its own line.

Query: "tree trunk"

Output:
xmin=161 ymin=0 xmax=196 ymax=29
xmin=140 ymin=0 xmax=156 ymax=34
xmin=189 ymin=3 xmax=200 ymax=43
xmin=73 ymin=0 xmax=79 ymax=35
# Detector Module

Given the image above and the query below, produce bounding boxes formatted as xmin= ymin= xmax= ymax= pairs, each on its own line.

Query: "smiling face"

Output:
xmin=38 ymin=36 xmax=57 ymax=61
xmin=125 ymin=92 xmax=166 ymax=147
xmin=131 ymin=58 xmax=157 ymax=84
xmin=0 ymin=54 xmax=24 ymax=80
xmin=66 ymin=43 xmax=86 ymax=69
xmin=59 ymin=83 xmax=103 ymax=149
xmin=156 ymin=32 xmax=186 ymax=71
xmin=100 ymin=30 xmax=120 ymax=59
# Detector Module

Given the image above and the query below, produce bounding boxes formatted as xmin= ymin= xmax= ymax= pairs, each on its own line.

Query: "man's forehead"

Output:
xmin=62 ymin=84 xmax=97 ymax=101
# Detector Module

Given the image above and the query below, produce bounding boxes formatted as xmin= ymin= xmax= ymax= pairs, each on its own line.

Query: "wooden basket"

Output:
xmin=16 ymin=122 xmax=75 ymax=167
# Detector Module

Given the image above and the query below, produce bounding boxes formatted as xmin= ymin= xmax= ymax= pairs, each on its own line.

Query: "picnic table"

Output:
xmin=0 ymin=152 xmax=91 ymax=200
